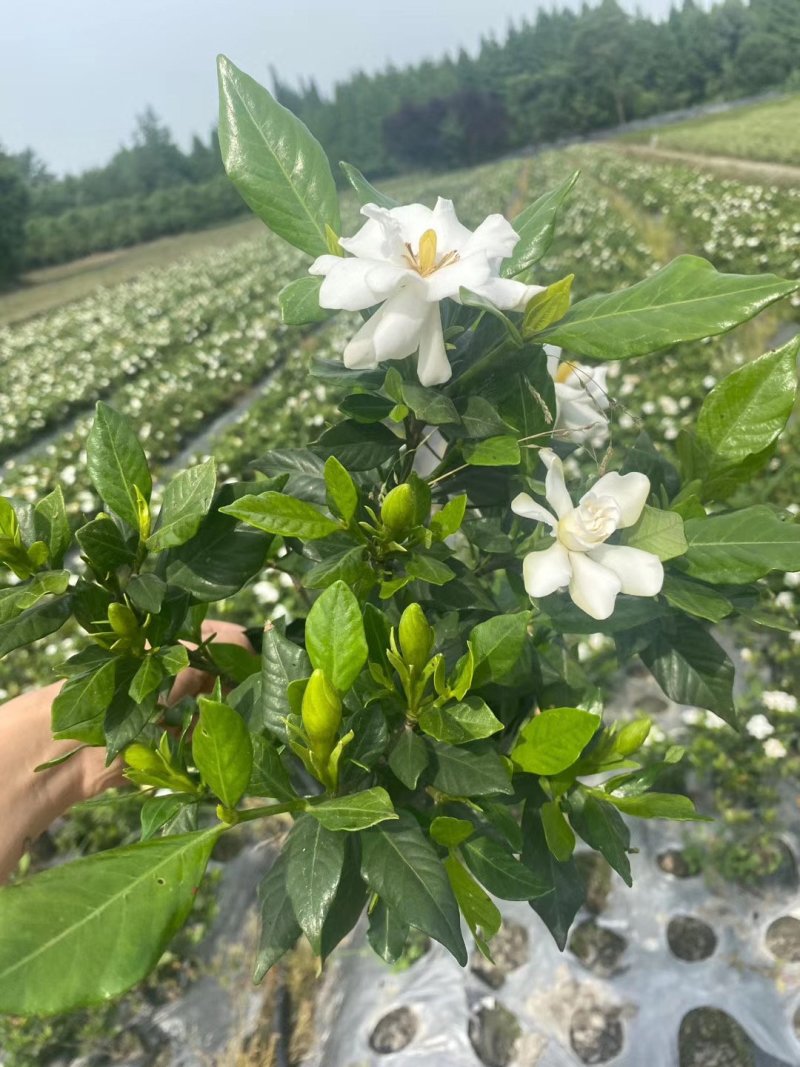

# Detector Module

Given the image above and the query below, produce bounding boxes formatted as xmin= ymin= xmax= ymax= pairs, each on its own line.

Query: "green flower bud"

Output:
xmin=302 ymin=669 xmax=342 ymax=747
xmin=615 ymin=718 xmax=651 ymax=756
xmin=398 ymin=603 xmax=434 ymax=671
xmin=380 ymin=483 xmax=415 ymax=539
xmin=108 ymin=602 xmax=140 ymax=639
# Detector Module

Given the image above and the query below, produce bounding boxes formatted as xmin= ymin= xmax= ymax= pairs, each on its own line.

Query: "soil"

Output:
xmin=471 ymin=922 xmax=530 ymax=989
xmin=765 ymin=916 xmax=800 ymax=963
xmin=574 ymin=852 xmax=613 ymax=915
xmin=468 ymin=1001 xmax=522 ymax=1067
xmin=658 ymin=849 xmax=697 ymax=879
xmin=569 ymin=919 xmax=628 ymax=977
xmin=569 ymin=1004 xmax=624 ymax=1064
xmin=667 ymin=916 xmax=718 ymax=962
xmin=678 ymin=1008 xmax=754 ymax=1067
xmin=369 ymin=1006 xmax=419 ymax=1054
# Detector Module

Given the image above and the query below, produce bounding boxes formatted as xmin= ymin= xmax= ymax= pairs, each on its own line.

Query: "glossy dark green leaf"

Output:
xmin=260 ymin=625 xmax=310 ymax=741
xmin=401 ymin=381 xmax=460 ymax=425
xmin=278 ymin=276 xmax=333 ymax=325
xmin=338 ymin=392 xmax=396 ymax=424
xmin=254 ymin=851 xmax=302 ymax=982
xmin=0 ymin=829 xmax=219 ymax=1013
xmin=418 ymin=696 xmax=502 ymax=744
xmin=76 ymin=516 xmax=134 ymax=573
xmin=87 ymin=402 xmax=151 ymax=531
xmin=129 ymin=655 xmax=168 ymax=704
xmin=405 ymin=554 xmax=455 ymax=585
xmin=682 ymin=506 xmax=800 ymax=585
xmin=661 ymin=575 xmax=733 ymax=623
xmin=146 ymin=459 xmax=217 ymax=552
xmin=361 ymin=814 xmax=467 ymax=964
xmin=319 ymin=836 xmax=368 ymax=962
xmin=461 ymin=835 xmax=547 ymax=900
xmin=521 ymin=801 xmax=584 ymax=949
xmin=311 ymin=421 xmax=400 ymax=471
xmin=537 ymin=256 xmax=799 ymax=360
xmin=52 ymin=657 xmax=117 ymax=745
xmin=640 ymin=620 xmax=735 ymax=723
xmin=502 ymin=170 xmax=580 ymax=277
xmin=367 ymin=898 xmax=408 ymax=964
xmin=431 ymin=741 xmax=513 ymax=797
xmin=308 ymin=787 xmax=398 ymax=832
xmin=286 ymin=815 xmax=346 ymax=955
xmin=140 ymin=794 xmax=196 ymax=841
xmin=569 ymin=793 xmax=631 ymax=886
xmin=470 ymin=612 xmax=529 ymax=687
xmin=127 ymin=572 xmax=167 ymax=614
xmin=459 ymin=396 xmax=515 ymax=439
xmin=217 ymin=54 xmax=340 ymax=256
xmin=0 ymin=593 xmax=71 ymax=659
xmin=33 ymin=486 xmax=71 ymax=567
xmin=388 ymin=728 xmax=429 ymax=789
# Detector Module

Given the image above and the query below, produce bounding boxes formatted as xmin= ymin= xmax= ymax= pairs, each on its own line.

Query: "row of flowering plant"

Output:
xmin=0 ymin=55 xmax=799 ymax=1014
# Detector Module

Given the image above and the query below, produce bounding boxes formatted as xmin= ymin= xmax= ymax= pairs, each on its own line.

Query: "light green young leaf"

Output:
xmin=444 ymin=854 xmax=502 ymax=952
xmin=305 ymin=580 xmax=368 ymax=692
xmin=463 ymin=435 xmax=521 ymax=467
xmin=0 ymin=829 xmax=219 ymax=1013
xmin=418 ymin=696 xmax=503 ymax=745
xmin=470 ymin=612 xmax=529 ymax=687
xmin=429 ymin=816 xmax=474 ymax=847
xmin=536 ymin=256 xmax=799 ymax=360
xmin=86 ymin=402 xmax=151 ymax=531
xmin=339 ymin=161 xmax=398 ymax=209
xmin=622 ymin=506 xmax=687 ymax=561
xmin=324 ymin=456 xmax=358 ymax=523
xmin=192 ymin=697 xmax=253 ymax=808
xmin=217 ymin=55 xmax=340 ymax=256
xmin=307 ymin=787 xmax=398 ymax=832
xmin=220 ymin=491 xmax=339 ymax=540
xmin=33 ymin=486 xmax=71 ymax=567
xmin=683 ymin=506 xmax=800 ymax=584
xmin=278 ymin=276 xmax=334 ymax=325
xmin=503 ymin=170 xmax=580 ymax=277
xmin=511 ymin=707 xmax=601 ymax=776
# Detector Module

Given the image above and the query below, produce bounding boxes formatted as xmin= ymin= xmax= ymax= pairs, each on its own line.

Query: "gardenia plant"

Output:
xmin=0 ymin=54 xmax=798 ymax=1016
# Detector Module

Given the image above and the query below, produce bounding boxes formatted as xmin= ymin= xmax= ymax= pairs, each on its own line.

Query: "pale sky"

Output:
xmin=3 ymin=0 xmax=687 ymax=175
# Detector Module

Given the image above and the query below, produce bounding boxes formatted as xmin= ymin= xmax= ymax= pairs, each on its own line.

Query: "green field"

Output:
xmin=622 ymin=94 xmax=800 ymax=166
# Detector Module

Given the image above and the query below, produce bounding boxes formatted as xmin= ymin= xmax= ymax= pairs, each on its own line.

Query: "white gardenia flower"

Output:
xmin=309 ymin=199 xmax=543 ymax=387
xmin=762 ymin=690 xmax=798 ymax=714
xmin=745 ymin=713 xmax=774 ymax=740
xmin=545 ymin=344 xmax=610 ymax=444
xmin=511 ymin=448 xmax=664 ymax=620
xmin=763 ymin=738 xmax=787 ymax=760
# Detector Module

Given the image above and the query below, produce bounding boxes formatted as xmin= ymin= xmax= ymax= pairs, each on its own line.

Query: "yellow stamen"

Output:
xmin=555 ymin=360 xmax=578 ymax=384
xmin=417 ymin=229 xmax=438 ymax=276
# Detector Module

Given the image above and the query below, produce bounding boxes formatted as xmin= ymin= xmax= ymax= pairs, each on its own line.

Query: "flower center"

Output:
xmin=557 ymin=494 xmax=621 ymax=552
xmin=404 ymin=228 xmax=460 ymax=277
xmin=555 ymin=360 xmax=578 ymax=384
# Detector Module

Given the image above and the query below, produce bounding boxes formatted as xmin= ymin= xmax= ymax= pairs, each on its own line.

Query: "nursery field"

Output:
xmin=622 ymin=93 xmax=800 ymax=167
xmin=1 ymin=142 xmax=799 ymax=1064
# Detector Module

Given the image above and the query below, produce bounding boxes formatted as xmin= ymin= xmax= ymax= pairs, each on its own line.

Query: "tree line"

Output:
xmin=1 ymin=0 xmax=798 ymax=283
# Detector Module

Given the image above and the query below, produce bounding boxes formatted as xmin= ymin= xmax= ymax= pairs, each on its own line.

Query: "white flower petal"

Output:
xmin=471 ymin=276 xmax=545 ymax=311
xmin=540 ymin=448 xmax=573 ymax=519
xmin=343 ymin=310 xmax=383 ymax=369
xmin=424 ymin=252 xmax=492 ymax=302
xmin=416 ymin=306 xmax=451 ymax=386
xmin=372 ymin=287 xmax=428 ymax=363
xmin=523 ymin=542 xmax=572 ymax=597
xmin=308 ymin=254 xmax=340 ymax=277
xmin=340 ymin=207 xmax=403 ymax=260
xmin=587 ymin=543 xmax=664 ymax=597
xmin=432 ymin=197 xmax=472 ymax=250
xmin=568 ymin=551 xmax=623 ymax=620
xmin=461 ymin=213 xmax=519 ymax=264
xmin=511 ymin=492 xmax=557 ymax=529
xmin=391 ymin=203 xmax=438 ymax=245
xmin=317 ymin=257 xmax=393 ymax=311
xmin=555 ymin=387 xmax=610 ymax=442
xmin=583 ymin=471 xmax=650 ymax=528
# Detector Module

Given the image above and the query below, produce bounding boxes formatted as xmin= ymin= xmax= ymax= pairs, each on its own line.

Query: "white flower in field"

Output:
xmin=763 ymin=690 xmax=798 ymax=714
xmin=511 ymin=448 xmax=663 ymax=620
xmin=545 ymin=345 xmax=610 ymax=444
xmin=745 ymin=713 xmax=774 ymax=740
xmin=309 ymin=199 xmax=543 ymax=387
xmin=763 ymin=738 xmax=787 ymax=760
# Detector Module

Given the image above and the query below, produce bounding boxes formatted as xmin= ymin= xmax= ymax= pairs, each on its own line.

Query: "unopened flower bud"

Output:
xmin=381 ymin=484 xmax=415 ymax=539
xmin=108 ymin=602 xmax=139 ymax=639
xmin=302 ymin=669 xmax=342 ymax=747
xmin=398 ymin=603 xmax=434 ymax=671
xmin=615 ymin=718 xmax=651 ymax=756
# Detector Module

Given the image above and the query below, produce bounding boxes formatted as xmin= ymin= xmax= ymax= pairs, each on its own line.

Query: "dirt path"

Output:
xmin=608 ymin=143 xmax=800 ymax=187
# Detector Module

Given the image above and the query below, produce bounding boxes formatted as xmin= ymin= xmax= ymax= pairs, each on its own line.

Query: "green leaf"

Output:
xmin=463 ymin=435 xmax=521 ymax=467
xmin=540 ymin=800 xmax=575 ymax=863
xmin=220 ymin=491 xmax=339 ymax=540
xmin=286 ymin=815 xmax=346 ymax=954
xmin=0 ymin=570 xmax=69 ymax=625
xmin=401 ymin=382 xmax=460 ymax=425
xmin=522 ymin=274 xmax=574 ymax=336
xmin=140 ymin=794 xmax=196 ymax=841
xmin=324 ymin=456 xmax=358 ymax=523
xmin=305 ymin=580 xmax=368 ymax=692
xmin=419 ymin=696 xmax=502 ymax=744
xmin=360 ymin=814 xmax=467 ymax=964
xmin=431 ymin=741 xmax=513 ymax=797
xmin=405 ymin=554 xmax=455 ymax=586
xmin=127 ymin=572 xmax=167 ymax=614
xmin=207 ymin=641 xmax=260 ymax=684
xmin=444 ymin=855 xmax=502 ymax=949
xmin=696 ymin=338 xmax=798 ymax=465
xmin=339 ymin=161 xmax=398 ymax=209
xmin=254 ymin=851 xmax=302 ymax=982
xmin=278 ymin=276 xmax=333 ymax=325
xmin=158 ymin=643 xmax=191 ymax=676
xmin=430 ymin=816 xmax=474 ymax=847
xmin=537 ymin=256 xmax=800 ymax=360
xmin=165 ymin=482 xmax=273 ymax=601
xmin=0 ymin=593 xmax=71 ymax=659
xmin=52 ymin=658 xmax=117 ymax=745
xmin=251 ymin=449 xmax=327 ymax=503
xmin=338 ymin=392 xmax=396 ymax=424
xmin=459 ymin=288 xmax=523 ymax=345
xmin=192 ymin=698 xmax=253 ymax=808
xmin=76 ymin=516 xmax=134 ymax=573
xmin=319 ymin=837 xmax=368 ymax=962
xmin=311 ymin=420 xmax=400 ymax=471
xmin=146 ymin=459 xmax=217 ymax=553
xmin=604 ymin=792 xmax=708 ymax=821
xmin=430 ymin=495 xmax=467 ymax=541
xmin=569 ymin=792 xmax=631 ymax=886
xmin=521 ymin=801 xmax=584 ymax=949
xmin=388 ymin=728 xmax=429 ymax=789
xmin=682 ymin=506 xmax=800 ymax=585
xmin=305 ymin=545 xmax=369 ymax=589
xmin=623 ymin=506 xmax=687 ymax=561
xmin=640 ymin=620 xmax=735 ymax=723
xmin=129 ymin=656 xmax=168 ymax=703
xmin=248 ymin=735 xmax=295 ymax=801
xmin=260 ymin=625 xmax=311 ymax=741
xmin=217 ymin=55 xmax=340 ymax=256
xmin=461 ymin=835 xmax=547 ymax=900
xmin=470 ymin=612 xmax=529 ymax=687
xmin=87 ymin=402 xmax=151 ymax=531
xmin=308 ymin=787 xmax=398 ymax=832
xmin=367 ymin=899 xmax=408 ymax=963
xmin=460 ymin=396 xmax=515 ymax=439
xmin=503 ymin=170 xmax=580 ymax=277
xmin=661 ymin=575 xmax=733 ymax=623
xmin=0 ymin=829 xmax=218 ymax=1013
xmin=511 ymin=707 xmax=600 ymax=776
xmin=34 ymin=486 xmax=71 ymax=567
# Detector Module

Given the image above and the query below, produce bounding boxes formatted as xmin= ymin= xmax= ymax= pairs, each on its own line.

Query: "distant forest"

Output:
xmin=1 ymin=0 xmax=797 ymax=280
